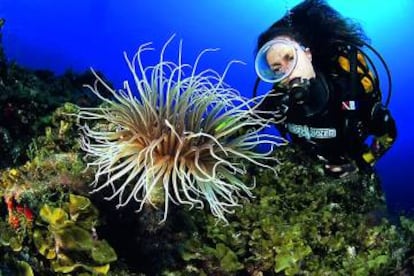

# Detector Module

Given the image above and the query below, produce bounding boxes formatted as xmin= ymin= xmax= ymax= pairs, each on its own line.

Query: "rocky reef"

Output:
xmin=164 ymin=146 xmax=414 ymax=275
xmin=0 ymin=18 xmax=107 ymax=170
xmin=0 ymin=103 xmax=118 ymax=275
xmin=1 ymin=18 xmax=414 ymax=275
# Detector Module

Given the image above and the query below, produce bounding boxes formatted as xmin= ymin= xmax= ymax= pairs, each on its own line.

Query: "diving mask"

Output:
xmin=255 ymin=38 xmax=302 ymax=83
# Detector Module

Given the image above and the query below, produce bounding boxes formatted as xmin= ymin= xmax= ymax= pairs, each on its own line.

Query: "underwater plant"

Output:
xmin=163 ymin=146 xmax=414 ymax=275
xmin=77 ymin=35 xmax=286 ymax=222
xmin=0 ymin=125 xmax=117 ymax=275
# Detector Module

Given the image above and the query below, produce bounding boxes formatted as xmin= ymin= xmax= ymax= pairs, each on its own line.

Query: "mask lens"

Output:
xmin=255 ymin=39 xmax=298 ymax=83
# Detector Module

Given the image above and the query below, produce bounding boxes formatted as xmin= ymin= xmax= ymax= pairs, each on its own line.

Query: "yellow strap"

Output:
xmin=362 ymin=151 xmax=376 ymax=164
xmin=338 ymin=54 xmax=374 ymax=93
xmin=357 ymin=52 xmax=367 ymax=67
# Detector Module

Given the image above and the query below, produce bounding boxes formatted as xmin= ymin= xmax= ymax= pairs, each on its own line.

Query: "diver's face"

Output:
xmin=265 ymin=36 xmax=315 ymax=85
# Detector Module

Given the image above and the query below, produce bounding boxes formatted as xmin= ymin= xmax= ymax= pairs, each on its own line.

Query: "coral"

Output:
xmin=0 ymin=104 xmax=117 ymax=275
xmin=77 ymin=35 xmax=286 ymax=223
xmin=0 ymin=168 xmax=117 ymax=275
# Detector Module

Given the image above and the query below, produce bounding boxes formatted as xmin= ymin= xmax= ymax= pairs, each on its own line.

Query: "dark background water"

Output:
xmin=1 ymin=0 xmax=413 ymax=214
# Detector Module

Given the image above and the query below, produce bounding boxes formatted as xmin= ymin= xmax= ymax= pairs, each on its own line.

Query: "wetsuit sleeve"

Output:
xmin=362 ymin=103 xmax=397 ymax=165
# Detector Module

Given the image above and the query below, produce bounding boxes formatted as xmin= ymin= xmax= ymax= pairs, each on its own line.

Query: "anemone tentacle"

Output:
xmin=78 ymin=36 xmax=287 ymax=223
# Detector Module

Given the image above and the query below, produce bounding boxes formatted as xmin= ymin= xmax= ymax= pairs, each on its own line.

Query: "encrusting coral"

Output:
xmin=0 ymin=103 xmax=118 ymax=275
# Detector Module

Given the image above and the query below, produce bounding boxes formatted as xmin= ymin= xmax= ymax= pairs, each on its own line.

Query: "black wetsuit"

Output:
xmin=256 ymin=70 xmax=397 ymax=169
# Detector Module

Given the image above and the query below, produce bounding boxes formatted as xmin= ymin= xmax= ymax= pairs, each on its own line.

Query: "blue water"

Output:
xmin=1 ymin=0 xmax=413 ymax=214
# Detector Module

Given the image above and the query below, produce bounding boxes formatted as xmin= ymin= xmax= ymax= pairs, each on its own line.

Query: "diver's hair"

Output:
xmin=257 ymin=0 xmax=369 ymax=72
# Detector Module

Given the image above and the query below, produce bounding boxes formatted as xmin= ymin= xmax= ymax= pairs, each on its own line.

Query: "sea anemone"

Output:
xmin=77 ymin=36 xmax=286 ymax=223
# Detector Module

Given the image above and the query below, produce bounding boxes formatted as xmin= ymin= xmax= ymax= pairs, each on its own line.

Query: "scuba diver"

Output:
xmin=253 ymin=0 xmax=397 ymax=178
